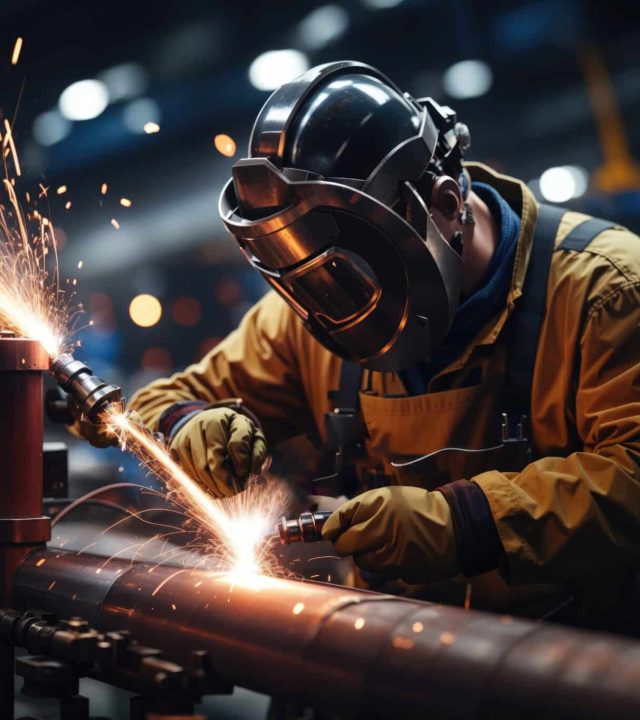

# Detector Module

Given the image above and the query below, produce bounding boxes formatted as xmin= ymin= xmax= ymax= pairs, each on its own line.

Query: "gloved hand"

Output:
xmin=169 ymin=407 xmax=267 ymax=499
xmin=322 ymin=486 xmax=459 ymax=584
xmin=67 ymin=401 xmax=142 ymax=449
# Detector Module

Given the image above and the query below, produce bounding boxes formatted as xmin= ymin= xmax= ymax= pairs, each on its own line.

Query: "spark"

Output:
xmin=440 ymin=631 xmax=455 ymax=645
xmin=11 ymin=37 xmax=23 ymax=66
xmin=77 ymin=260 xmax=83 ymax=269
xmin=35 ymin=558 xmax=46 ymax=567
xmin=102 ymin=407 xmax=287 ymax=578
xmin=120 ymin=197 xmax=132 ymax=207
xmin=393 ymin=636 xmax=414 ymax=650
xmin=214 ymin=134 xmax=236 ymax=157
xmin=111 ymin=218 xmax=120 ymax=230
xmin=56 ymin=185 xmax=67 ymax=195
xmin=101 ymin=183 xmax=108 ymax=195
xmin=3 ymin=119 xmax=21 ymax=177
xmin=354 ymin=617 xmax=365 ymax=630
xmin=0 ymin=185 xmax=72 ymax=356
xmin=292 ymin=602 xmax=305 ymax=615
xmin=65 ymin=201 xmax=72 ymax=210
xmin=144 ymin=122 xmax=160 ymax=134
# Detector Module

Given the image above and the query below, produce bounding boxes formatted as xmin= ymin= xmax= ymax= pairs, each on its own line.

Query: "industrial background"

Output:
xmin=1 ymin=1 xmax=640 ymax=717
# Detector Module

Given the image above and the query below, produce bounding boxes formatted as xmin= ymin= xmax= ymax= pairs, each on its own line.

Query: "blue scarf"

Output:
xmin=400 ymin=182 xmax=521 ymax=396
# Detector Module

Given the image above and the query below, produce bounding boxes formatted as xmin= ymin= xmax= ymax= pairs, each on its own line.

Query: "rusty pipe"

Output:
xmin=0 ymin=336 xmax=51 ymax=606
xmin=13 ymin=549 xmax=640 ymax=719
xmin=0 ymin=334 xmax=52 ymax=720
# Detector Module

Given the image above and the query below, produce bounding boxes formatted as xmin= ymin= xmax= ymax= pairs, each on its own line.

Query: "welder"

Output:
xmin=74 ymin=61 xmax=640 ymax=623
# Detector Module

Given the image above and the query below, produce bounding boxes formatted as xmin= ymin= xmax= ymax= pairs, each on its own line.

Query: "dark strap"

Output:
xmin=507 ymin=204 xmax=565 ymax=417
xmin=559 ymin=218 xmax=616 ymax=251
xmin=508 ymin=206 xmax=618 ymax=421
xmin=334 ymin=361 xmax=363 ymax=411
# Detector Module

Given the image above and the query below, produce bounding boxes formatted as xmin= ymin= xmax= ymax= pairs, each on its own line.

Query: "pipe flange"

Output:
xmin=0 ymin=337 xmax=50 ymax=372
xmin=0 ymin=517 xmax=52 ymax=544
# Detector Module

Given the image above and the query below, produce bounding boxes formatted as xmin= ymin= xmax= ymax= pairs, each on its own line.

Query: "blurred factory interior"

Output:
xmin=2 ymin=0 xmax=640 ymax=717
xmin=2 ymin=0 xmax=639 ymax=423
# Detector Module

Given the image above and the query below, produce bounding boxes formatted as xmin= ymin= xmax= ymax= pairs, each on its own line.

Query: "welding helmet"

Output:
xmin=219 ymin=61 xmax=471 ymax=371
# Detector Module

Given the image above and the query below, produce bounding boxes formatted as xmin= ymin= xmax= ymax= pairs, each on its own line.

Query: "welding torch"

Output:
xmin=276 ymin=510 xmax=332 ymax=545
xmin=49 ymin=353 xmax=124 ymax=424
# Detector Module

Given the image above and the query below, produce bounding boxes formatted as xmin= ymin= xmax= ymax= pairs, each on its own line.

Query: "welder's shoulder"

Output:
xmin=248 ymin=289 xmax=304 ymax=338
xmin=549 ymin=210 xmax=640 ymax=318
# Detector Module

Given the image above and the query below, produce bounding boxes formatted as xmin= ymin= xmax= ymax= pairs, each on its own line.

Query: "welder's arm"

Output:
xmin=127 ymin=290 xmax=314 ymax=444
xmin=446 ymin=284 xmax=640 ymax=584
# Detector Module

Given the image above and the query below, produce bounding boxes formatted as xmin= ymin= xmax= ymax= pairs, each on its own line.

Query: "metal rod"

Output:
xmin=13 ymin=549 xmax=640 ymax=719
xmin=277 ymin=510 xmax=331 ymax=544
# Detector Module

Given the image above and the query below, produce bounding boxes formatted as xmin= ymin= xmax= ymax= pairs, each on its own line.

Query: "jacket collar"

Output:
xmin=433 ymin=162 xmax=538 ymax=376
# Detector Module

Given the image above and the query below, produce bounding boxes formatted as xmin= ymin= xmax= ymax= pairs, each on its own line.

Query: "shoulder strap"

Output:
xmin=507 ymin=204 xmax=565 ymax=417
xmin=508 ymin=206 xmax=618 ymax=419
xmin=558 ymin=217 xmax=616 ymax=251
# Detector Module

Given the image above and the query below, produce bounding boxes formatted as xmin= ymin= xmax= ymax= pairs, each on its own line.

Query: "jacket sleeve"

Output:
xmin=127 ymin=291 xmax=315 ymax=444
xmin=471 ymin=282 xmax=640 ymax=584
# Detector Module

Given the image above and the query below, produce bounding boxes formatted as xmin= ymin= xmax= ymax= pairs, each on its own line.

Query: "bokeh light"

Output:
xmin=172 ymin=296 xmax=202 ymax=327
xmin=214 ymin=134 xmax=237 ymax=157
xmin=129 ymin=293 xmax=162 ymax=327
xmin=141 ymin=345 xmax=172 ymax=370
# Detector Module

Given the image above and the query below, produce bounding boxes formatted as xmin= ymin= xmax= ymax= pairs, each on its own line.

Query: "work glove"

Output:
xmin=67 ymin=401 xmax=143 ymax=449
xmin=322 ymin=486 xmax=459 ymax=584
xmin=169 ymin=407 xmax=268 ymax=499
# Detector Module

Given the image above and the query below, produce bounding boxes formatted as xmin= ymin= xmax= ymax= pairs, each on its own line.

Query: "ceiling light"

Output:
xmin=297 ymin=5 xmax=349 ymax=50
xmin=58 ymin=79 xmax=109 ymax=121
xmin=98 ymin=63 xmax=149 ymax=103
xmin=442 ymin=60 xmax=493 ymax=100
xmin=539 ymin=166 xmax=589 ymax=203
xmin=249 ymin=50 xmax=309 ymax=92
xmin=32 ymin=109 xmax=72 ymax=146
xmin=361 ymin=0 xmax=405 ymax=9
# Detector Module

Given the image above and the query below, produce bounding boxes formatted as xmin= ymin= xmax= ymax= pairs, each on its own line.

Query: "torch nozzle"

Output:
xmin=50 ymin=353 xmax=124 ymax=424
xmin=277 ymin=510 xmax=332 ymax=545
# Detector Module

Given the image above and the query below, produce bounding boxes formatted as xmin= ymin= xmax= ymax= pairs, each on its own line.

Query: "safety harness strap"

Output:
xmin=506 ymin=204 xmax=565 ymax=418
xmin=325 ymin=361 xmax=364 ymax=453
xmin=559 ymin=217 xmax=616 ymax=251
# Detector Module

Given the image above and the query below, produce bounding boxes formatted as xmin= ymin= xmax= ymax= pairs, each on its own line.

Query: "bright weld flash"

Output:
xmin=0 ymin=196 xmax=69 ymax=357
xmin=104 ymin=408 xmax=273 ymax=577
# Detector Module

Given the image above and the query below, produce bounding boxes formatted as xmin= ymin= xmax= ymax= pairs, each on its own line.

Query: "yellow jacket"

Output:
xmin=130 ymin=163 xmax=640 ymax=590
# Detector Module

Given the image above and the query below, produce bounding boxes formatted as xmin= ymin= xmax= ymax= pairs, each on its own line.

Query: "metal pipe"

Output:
xmin=0 ymin=336 xmax=51 ymax=606
xmin=0 ymin=334 xmax=52 ymax=720
xmin=277 ymin=510 xmax=331 ymax=544
xmin=13 ymin=549 xmax=640 ymax=719
xmin=49 ymin=353 xmax=123 ymax=423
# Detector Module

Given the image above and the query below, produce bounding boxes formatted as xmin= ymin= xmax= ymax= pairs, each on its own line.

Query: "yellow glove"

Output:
xmin=67 ymin=401 xmax=142 ymax=449
xmin=322 ymin=486 xmax=459 ymax=584
xmin=169 ymin=407 xmax=267 ymax=499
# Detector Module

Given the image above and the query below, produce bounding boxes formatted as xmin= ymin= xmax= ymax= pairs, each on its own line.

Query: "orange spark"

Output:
xmin=101 ymin=183 xmax=108 ymax=195
xmin=111 ymin=218 xmax=120 ymax=230
xmin=3 ymin=119 xmax=21 ymax=177
xmin=11 ymin=37 xmax=23 ymax=66
xmin=0 ymin=177 xmax=72 ymax=356
xmin=102 ymin=407 xmax=285 ymax=578
xmin=214 ymin=134 xmax=236 ymax=157
xmin=65 ymin=201 xmax=72 ymax=210
xmin=120 ymin=197 xmax=132 ymax=207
